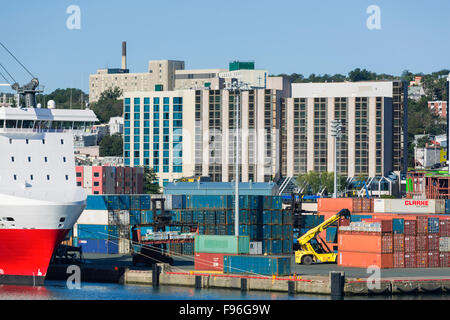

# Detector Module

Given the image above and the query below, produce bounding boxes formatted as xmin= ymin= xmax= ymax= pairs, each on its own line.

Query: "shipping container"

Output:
xmin=404 ymin=253 xmax=416 ymax=268
xmin=76 ymin=210 xmax=109 ymax=225
xmin=76 ymin=224 xmax=109 ymax=240
xmin=393 ymin=234 xmax=404 ymax=252
xmin=439 ymin=237 xmax=450 ymax=252
xmin=338 ymin=233 xmax=392 ymax=253
xmin=416 ymin=234 xmax=428 ymax=251
xmin=119 ymin=195 xmax=131 ymax=210
xmin=392 ymin=218 xmax=404 ymax=234
xmin=318 ymin=198 xmax=373 ymax=213
xmin=338 ymin=251 xmax=393 ymax=268
xmin=373 ymin=199 xmax=445 ymax=214
xmin=249 ymin=242 xmax=262 ymax=255
xmin=428 ymin=218 xmax=440 ymax=234
xmin=416 ymin=216 xmax=428 ymax=234
xmin=427 ymin=234 xmax=439 ymax=252
xmin=440 ymin=220 xmax=450 ymax=237
xmin=416 ymin=251 xmax=428 ymax=268
xmin=223 ymin=255 xmax=291 ymax=276
xmin=194 ymin=252 xmax=229 ymax=271
xmin=428 ymin=251 xmax=440 ymax=268
xmin=393 ymin=252 xmax=404 ymax=268
xmin=326 ymin=227 xmax=338 ymax=243
xmin=439 ymin=252 xmax=450 ymax=267
xmin=194 ymin=235 xmax=249 ymax=254
xmin=78 ymin=239 xmax=109 ymax=254
xmin=404 ymin=220 xmax=417 ymax=236
xmin=86 ymin=196 xmax=108 ymax=210
xmin=404 ymin=236 xmax=416 ymax=253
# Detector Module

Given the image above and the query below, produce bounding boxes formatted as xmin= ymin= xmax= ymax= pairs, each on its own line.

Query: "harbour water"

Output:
xmin=0 ymin=281 xmax=448 ymax=300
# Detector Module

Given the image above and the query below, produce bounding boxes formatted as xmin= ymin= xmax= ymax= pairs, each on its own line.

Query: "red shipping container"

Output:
xmin=404 ymin=220 xmax=417 ymax=236
xmin=415 ymin=234 xmax=428 ymax=251
xmin=393 ymin=234 xmax=404 ymax=252
xmin=318 ymin=198 xmax=373 ymax=213
xmin=440 ymin=220 xmax=450 ymax=237
xmin=338 ymin=217 xmax=350 ymax=227
xmin=439 ymin=252 xmax=450 ymax=268
xmin=404 ymin=236 xmax=416 ymax=253
xmin=416 ymin=216 xmax=428 ymax=234
xmin=338 ymin=251 xmax=393 ymax=269
xmin=416 ymin=251 xmax=428 ymax=268
xmin=393 ymin=252 xmax=404 ymax=268
xmin=194 ymin=252 xmax=229 ymax=271
xmin=404 ymin=253 xmax=416 ymax=268
xmin=428 ymin=251 xmax=440 ymax=268
xmin=427 ymin=234 xmax=439 ymax=252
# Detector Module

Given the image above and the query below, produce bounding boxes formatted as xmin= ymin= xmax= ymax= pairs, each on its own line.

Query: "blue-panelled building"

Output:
xmin=124 ymin=91 xmax=197 ymax=187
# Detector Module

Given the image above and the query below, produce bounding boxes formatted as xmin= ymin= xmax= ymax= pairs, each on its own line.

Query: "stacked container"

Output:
xmin=193 ymin=235 xmax=249 ymax=271
xmin=317 ymin=198 xmax=373 ymax=251
xmin=338 ymin=219 xmax=394 ymax=268
xmin=171 ymin=195 xmax=292 ymax=255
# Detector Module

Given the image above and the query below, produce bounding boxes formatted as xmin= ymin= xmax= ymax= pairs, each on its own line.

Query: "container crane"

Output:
xmin=295 ymin=208 xmax=350 ymax=265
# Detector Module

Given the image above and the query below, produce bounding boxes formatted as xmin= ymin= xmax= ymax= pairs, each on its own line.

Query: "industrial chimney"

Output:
xmin=122 ymin=41 xmax=127 ymax=70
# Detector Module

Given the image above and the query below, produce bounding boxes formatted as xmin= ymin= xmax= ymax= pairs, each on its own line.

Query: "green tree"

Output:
xmin=348 ymin=68 xmax=377 ymax=82
xmin=297 ymin=171 xmax=346 ymax=195
xmin=92 ymin=87 xmax=124 ymax=123
xmin=36 ymin=88 xmax=88 ymax=109
xmin=143 ymin=167 xmax=161 ymax=194
xmin=99 ymin=134 xmax=123 ymax=157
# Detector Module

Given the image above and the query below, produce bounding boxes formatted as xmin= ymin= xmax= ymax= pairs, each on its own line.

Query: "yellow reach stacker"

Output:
xmin=295 ymin=208 xmax=351 ymax=265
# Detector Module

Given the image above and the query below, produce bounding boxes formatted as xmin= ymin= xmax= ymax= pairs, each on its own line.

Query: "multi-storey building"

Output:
xmin=75 ymin=165 xmax=143 ymax=194
xmin=281 ymin=81 xmax=408 ymax=178
xmin=123 ymin=76 xmax=290 ymax=185
xmin=428 ymin=101 xmax=447 ymax=119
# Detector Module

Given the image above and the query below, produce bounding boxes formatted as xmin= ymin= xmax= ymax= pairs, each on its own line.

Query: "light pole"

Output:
xmin=224 ymin=79 xmax=251 ymax=236
xmin=331 ymin=120 xmax=343 ymax=198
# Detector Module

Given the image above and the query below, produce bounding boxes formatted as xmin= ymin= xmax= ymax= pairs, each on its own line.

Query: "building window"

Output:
xmin=63 ymin=157 xmax=66 ymax=162
xmin=77 ymin=181 xmax=82 ymax=186
xmin=11 ymin=156 xmax=14 ymax=162
xmin=42 ymin=139 xmax=45 ymax=144
xmin=44 ymin=157 xmax=48 ymax=162
xmin=94 ymin=181 xmax=99 ymax=186
xmin=93 ymin=172 xmax=100 ymax=177
xmin=13 ymin=174 xmax=17 ymax=180
xmin=61 ymin=139 xmax=64 ymax=145
xmin=47 ymin=175 xmax=50 ymax=180
xmin=65 ymin=175 xmax=69 ymax=180
xmin=93 ymin=191 xmax=99 ymax=195
xmin=30 ymin=175 xmax=33 ymax=180
xmin=26 ymin=139 xmax=29 ymax=144
xmin=28 ymin=156 xmax=31 ymax=162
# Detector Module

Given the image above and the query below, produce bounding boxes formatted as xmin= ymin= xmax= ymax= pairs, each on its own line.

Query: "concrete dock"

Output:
xmin=46 ymin=253 xmax=450 ymax=296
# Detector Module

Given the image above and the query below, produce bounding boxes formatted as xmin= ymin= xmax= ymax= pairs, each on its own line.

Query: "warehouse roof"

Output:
xmin=164 ymin=182 xmax=279 ymax=196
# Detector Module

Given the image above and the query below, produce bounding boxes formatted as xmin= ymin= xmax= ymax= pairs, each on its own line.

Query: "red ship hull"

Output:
xmin=0 ymin=229 xmax=68 ymax=285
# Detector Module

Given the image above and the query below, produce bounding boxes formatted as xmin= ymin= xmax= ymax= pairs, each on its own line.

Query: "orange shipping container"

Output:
xmin=338 ymin=233 xmax=393 ymax=253
xmin=338 ymin=251 xmax=393 ymax=269
xmin=318 ymin=198 xmax=373 ymax=213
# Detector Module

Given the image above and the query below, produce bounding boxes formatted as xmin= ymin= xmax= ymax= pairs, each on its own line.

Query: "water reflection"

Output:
xmin=0 ymin=285 xmax=50 ymax=300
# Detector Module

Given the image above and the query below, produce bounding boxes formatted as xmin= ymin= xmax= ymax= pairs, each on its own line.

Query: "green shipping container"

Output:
xmin=194 ymin=235 xmax=249 ymax=254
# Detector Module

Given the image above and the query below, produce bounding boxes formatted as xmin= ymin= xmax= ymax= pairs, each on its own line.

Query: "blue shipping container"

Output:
xmin=86 ymin=196 xmax=108 ymax=210
xmin=446 ymin=200 xmax=450 ymax=214
xmin=78 ymin=239 xmax=109 ymax=254
xmin=428 ymin=218 xmax=440 ymax=234
xmin=107 ymin=240 xmax=119 ymax=254
xmin=392 ymin=218 xmax=404 ymax=234
xmin=326 ymin=227 xmax=338 ymax=243
xmin=77 ymin=224 xmax=109 ymax=240
xmin=119 ymin=195 xmax=130 ymax=210
xmin=172 ymin=195 xmax=186 ymax=209
xmin=140 ymin=195 xmax=151 ymax=210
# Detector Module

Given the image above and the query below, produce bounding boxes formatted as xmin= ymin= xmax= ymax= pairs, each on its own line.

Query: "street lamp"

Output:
xmin=224 ymin=79 xmax=251 ymax=236
xmin=330 ymin=120 xmax=343 ymax=198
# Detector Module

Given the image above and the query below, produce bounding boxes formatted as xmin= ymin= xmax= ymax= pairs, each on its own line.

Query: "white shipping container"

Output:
xmin=76 ymin=210 xmax=109 ymax=225
xmin=373 ymin=199 xmax=443 ymax=214
xmin=439 ymin=237 xmax=450 ymax=252
xmin=249 ymin=242 xmax=262 ymax=255
xmin=119 ymin=239 xmax=130 ymax=254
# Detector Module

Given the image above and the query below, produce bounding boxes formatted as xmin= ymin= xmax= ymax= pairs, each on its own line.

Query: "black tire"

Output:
xmin=301 ymin=255 xmax=313 ymax=265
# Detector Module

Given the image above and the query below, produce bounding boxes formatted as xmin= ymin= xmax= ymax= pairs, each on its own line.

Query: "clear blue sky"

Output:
xmin=0 ymin=0 xmax=449 ymax=93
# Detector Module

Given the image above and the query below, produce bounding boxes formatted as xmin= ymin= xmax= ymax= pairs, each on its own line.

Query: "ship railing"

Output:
xmin=0 ymin=128 xmax=90 ymax=134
